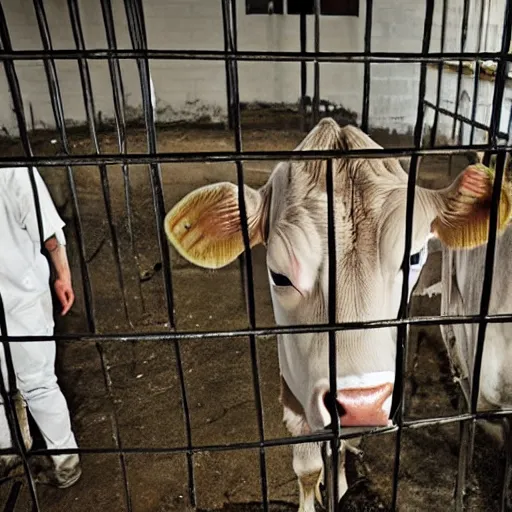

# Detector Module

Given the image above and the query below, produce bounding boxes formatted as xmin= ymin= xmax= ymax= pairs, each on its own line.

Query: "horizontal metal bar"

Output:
xmin=1 ymin=143 xmax=512 ymax=168
xmin=423 ymin=99 xmax=510 ymax=141
xmin=0 ymin=431 xmax=335 ymax=457
xmin=404 ymin=410 xmax=512 ymax=429
xmin=2 ymin=312 xmax=512 ymax=343
xmin=0 ymin=407 xmax=510 ymax=460
xmin=0 ymin=48 xmax=510 ymax=63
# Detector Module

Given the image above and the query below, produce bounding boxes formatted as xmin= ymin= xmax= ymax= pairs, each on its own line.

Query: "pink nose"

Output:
xmin=330 ymin=383 xmax=394 ymax=427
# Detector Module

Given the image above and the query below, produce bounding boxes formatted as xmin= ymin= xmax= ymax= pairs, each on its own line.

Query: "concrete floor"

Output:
xmin=0 ymin=121 xmax=507 ymax=511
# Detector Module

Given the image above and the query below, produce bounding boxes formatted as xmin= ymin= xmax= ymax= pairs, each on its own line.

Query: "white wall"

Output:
xmin=0 ymin=0 xmax=510 ymax=140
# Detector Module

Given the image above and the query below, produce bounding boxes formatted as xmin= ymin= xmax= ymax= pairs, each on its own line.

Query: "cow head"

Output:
xmin=164 ymin=118 xmax=512 ymax=432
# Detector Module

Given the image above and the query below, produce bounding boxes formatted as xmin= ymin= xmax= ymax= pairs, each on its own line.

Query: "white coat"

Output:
xmin=0 ymin=166 xmax=77 ymax=463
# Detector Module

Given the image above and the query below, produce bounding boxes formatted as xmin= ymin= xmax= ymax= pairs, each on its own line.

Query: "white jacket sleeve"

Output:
xmin=15 ymin=167 xmax=66 ymax=246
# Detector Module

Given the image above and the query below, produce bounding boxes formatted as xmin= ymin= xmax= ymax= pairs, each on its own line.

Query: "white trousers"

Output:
xmin=0 ymin=291 xmax=77 ymax=464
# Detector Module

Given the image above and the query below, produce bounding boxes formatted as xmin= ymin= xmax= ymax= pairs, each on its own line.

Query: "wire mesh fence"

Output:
xmin=0 ymin=0 xmax=511 ymax=511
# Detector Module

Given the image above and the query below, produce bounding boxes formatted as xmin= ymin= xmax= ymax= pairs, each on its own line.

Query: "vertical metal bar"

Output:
xmin=508 ymin=103 xmax=512 ymax=143
xmin=454 ymin=0 xmax=485 ymax=479
xmin=123 ymin=1 xmax=195 ymax=507
xmin=361 ymin=0 xmax=373 ymax=133
xmin=0 ymin=5 xmax=63 ymax=509
xmin=231 ymin=0 xmax=238 ymax=54
xmin=429 ymin=0 xmax=448 ymax=148
xmin=3 ymin=480 xmax=22 ymax=512
xmin=471 ymin=0 xmax=512 ymax=415
xmin=454 ymin=404 xmax=475 ymax=511
xmin=99 ymin=0 xmax=132 ymax=250
xmin=66 ymin=0 xmax=132 ymax=329
xmin=470 ymin=0 xmax=486 ymax=145
xmin=0 ymin=299 xmax=39 ymax=512
xmin=312 ymin=0 xmax=320 ymax=125
xmin=451 ymin=0 xmax=470 ymax=141
xmin=471 ymin=152 xmax=509 ymax=404
xmin=299 ymin=7 xmax=307 ymax=132
xmin=220 ymin=0 xmax=247 ymax=312
xmin=238 ymin=253 xmax=248 ymax=313
xmin=325 ymin=158 xmax=340 ymax=511
xmin=391 ymin=1 xmax=434 ymax=509
xmin=0 ymin=5 xmax=48 ymax=261
xmin=221 ymin=1 xmax=269 ymax=510
xmin=123 ymin=0 xmax=176 ymax=329
xmin=500 ymin=417 xmax=512 ymax=511
xmin=99 ymin=0 xmax=148 ymax=318
xmin=31 ymin=0 xmax=96 ymax=333
xmin=95 ymin=342 xmax=133 ymax=511
xmin=455 ymin=6 xmax=512 ymax=510
xmin=65 ymin=2 xmax=134 ymax=510
xmin=222 ymin=0 xmax=234 ymax=130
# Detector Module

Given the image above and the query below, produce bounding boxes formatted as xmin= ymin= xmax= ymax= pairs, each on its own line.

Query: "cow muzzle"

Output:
xmin=309 ymin=375 xmax=394 ymax=431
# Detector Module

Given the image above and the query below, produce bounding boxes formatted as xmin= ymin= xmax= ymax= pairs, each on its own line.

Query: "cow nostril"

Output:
xmin=323 ymin=391 xmax=345 ymax=419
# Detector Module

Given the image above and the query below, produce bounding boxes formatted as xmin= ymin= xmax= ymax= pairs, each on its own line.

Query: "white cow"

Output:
xmin=441 ymin=218 xmax=512 ymax=419
xmin=164 ymin=118 xmax=512 ymax=511
xmin=436 ymin=153 xmax=512 ymax=508
xmin=439 ymin=153 xmax=512 ymax=418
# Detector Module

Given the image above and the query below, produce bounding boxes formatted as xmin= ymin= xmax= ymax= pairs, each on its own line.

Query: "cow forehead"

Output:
xmin=268 ymin=161 xmax=406 ymax=258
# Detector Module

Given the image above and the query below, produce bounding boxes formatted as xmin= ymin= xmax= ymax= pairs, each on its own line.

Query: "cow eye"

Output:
xmin=409 ymin=245 xmax=428 ymax=268
xmin=270 ymin=269 xmax=293 ymax=287
xmin=401 ymin=247 xmax=426 ymax=271
xmin=410 ymin=251 xmax=421 ymax=266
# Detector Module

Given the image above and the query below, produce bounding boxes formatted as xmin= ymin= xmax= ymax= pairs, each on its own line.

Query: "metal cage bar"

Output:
xmin=31 ymin=0 xmax=96 ymax=333
xmin=429 ymin=0 xmax=448 ymax=148
xmin=0 ymin=296 xmax=39 ymax=512
xmin=66 ymin=0 xmax=132 ymax=329
xmin=469 ymin=0 xmax=488 ymax=145
xmin=99 ymin=0 xmax=138 ymax=274
xmin=391 ymin=2 xmax=435 ymax=508
xmin=325 ymin=158 xmax=340 ymax=510
xmin=299 ymin=8 xmax=307 ymax=132
xmin=4 ymin=310 xmax=512 ymax=344
xmin=1 ymin=1 xmax=512 ymax=511
xmin=66 ymin=2 xmax=134 ymax=508
xmin=122 ymin=0 xmax=177 ymax=329
xmin=4 ymin=141 xmax=512 ymax=168
xmin=312 ymin=0 xmax=321 ymax=125
xmin=122 ymin=0 xmax=196 ymax=507
xmin=456 ymin=2 xmax=512 ymax=510
xmin=361 ymin=0 xmax=373 ymax=133
xmin=99 ymin=0 xmax=150 ymax=323
xmin=2 ymin=481 xmax=22 ymax=512
xmin=451 ymin=0 xmax=471 ymax=142
xmin=471 ymin=0 xmax=512 ymax=414
xmin=0 ymin=48 xmax=511 ymax=63
xmin=424 ymin=99 xmax=510 ymax=142
xmin=95 ymin=342 xmax=133 ymax=511
xmin=2 ymin=400 xmax=512 ymax=458
xmin=221 ymin=1 xmax=269 ymax=509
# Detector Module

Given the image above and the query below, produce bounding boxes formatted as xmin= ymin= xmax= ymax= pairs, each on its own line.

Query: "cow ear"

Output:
xmin=164 ymin=182 xmax=267 ymax=269
xmin=432 ymin=164 xmax=512 ymax=249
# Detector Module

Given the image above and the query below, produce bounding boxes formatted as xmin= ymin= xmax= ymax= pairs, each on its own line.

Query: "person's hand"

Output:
xmin=54 ymin=278 xmax=75 ymax=316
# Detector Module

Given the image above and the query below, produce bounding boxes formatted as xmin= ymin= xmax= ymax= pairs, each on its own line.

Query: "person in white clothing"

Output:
xmin=0 ymin=166 xmax=81 ymax=488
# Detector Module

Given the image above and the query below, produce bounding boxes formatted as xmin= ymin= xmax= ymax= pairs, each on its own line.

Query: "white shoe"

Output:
xmin=35 ymin=454 xmax=82 ymax=489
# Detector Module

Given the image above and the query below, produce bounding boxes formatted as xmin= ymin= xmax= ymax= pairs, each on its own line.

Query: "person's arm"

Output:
xmin=44 ymin=235 xmax=75 ymax=316
xmin=13 ymin=167 xmax=75 ymax=316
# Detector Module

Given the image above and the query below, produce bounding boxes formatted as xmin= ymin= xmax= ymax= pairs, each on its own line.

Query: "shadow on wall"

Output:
xmin=239 ymin=99 xmax=417 ymax=147
xmin=238 ymin=98 xmax=358 ymax=131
